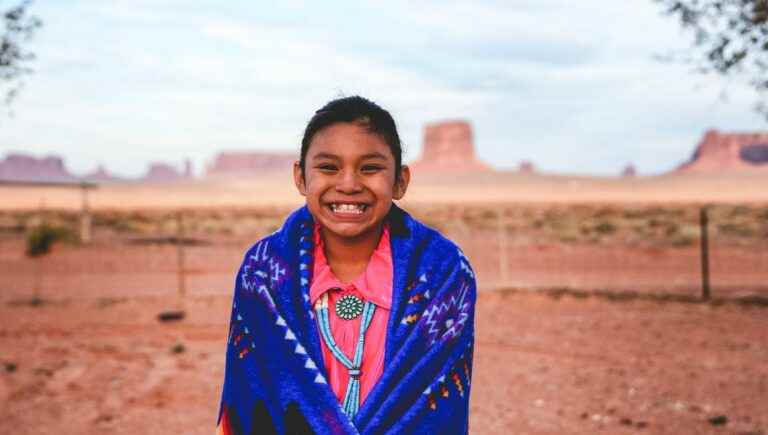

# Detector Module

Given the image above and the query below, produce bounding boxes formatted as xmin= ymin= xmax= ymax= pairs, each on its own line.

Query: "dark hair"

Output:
xmin=299 ymin=96 xmax=403 ymax=179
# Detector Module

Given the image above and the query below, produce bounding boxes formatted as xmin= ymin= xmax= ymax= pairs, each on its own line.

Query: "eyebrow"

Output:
xmin=360 ymin=152 xmax=388 ymax=161
xmin=311 ymin=152 xmax=340 ymax=161
xmin=311 ymin=152 xmax=388 ymax=161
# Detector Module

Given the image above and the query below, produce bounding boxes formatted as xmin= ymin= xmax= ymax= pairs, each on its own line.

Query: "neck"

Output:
xmin=321 ymin=224 xmax=383 ymax=283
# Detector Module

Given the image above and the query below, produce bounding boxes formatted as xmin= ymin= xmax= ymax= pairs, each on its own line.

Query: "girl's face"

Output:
xmin=293 ymin=122 xmax=409 ymax=244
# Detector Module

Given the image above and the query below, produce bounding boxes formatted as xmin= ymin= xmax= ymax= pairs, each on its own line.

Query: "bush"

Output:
xmin=594 ymin=221 xmax=617 ymax=235
xmin=26 ymin=224 xmax=76 ymax=257
xmin=717 ymin=223 xmax=756 ymax=238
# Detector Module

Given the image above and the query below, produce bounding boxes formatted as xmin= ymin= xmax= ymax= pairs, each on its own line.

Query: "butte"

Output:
xmin=408 ymin=120 xmax=491 ymax=173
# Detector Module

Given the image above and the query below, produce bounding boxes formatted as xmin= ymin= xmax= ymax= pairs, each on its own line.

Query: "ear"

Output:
xmin=293 ymin=161 xmax=307 ymax=196
xmin=393 ymin=165 xmax=410 ymax=200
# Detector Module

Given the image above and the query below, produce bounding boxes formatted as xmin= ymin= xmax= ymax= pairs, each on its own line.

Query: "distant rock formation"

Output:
xmin=206 ymin=151 xmax=296 ymax=178
xmin=408 ymin=120 xmax=491 ymax=172
xmin=183 ymin=158 xmax=193 ymax=178
xmin=142 ymin=162 xmax=189 ymax=183
xmin=676 ymin=130 xmax=768 ymax=173
xmin=518 ymin=160 xmax=536 ymax=174
xmin=81 ymin=164 xmax=127 ymax=183
xmin=0 ymin=152 xmax=78 ymax=182
xmin=621 ymin=163 xmax=637 ymax=178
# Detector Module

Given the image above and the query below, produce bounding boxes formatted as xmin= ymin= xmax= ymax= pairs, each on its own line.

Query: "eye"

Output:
xmin=361 ymin=164 xmax=384 ymax=173
xmin=315 ymin=163 xmax=338 ymax=172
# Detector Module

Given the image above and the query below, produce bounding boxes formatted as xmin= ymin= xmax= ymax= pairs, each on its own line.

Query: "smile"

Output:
xmin=328 ymin=203 xmax=369 ymax=215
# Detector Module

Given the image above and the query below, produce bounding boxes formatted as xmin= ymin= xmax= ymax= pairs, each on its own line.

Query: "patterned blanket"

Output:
xmin=217 ymin=205 xmax=476 ymax=434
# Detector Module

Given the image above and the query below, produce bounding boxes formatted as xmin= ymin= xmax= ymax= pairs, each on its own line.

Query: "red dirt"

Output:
xmin=0 ymin=291 xmax=765 ymax=434
xmin=0 ymin=215 xmax=766 ymax=434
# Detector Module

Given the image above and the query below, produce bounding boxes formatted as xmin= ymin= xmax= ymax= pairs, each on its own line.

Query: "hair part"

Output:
xmin=299 ymin=96 xmax=403 ymax=180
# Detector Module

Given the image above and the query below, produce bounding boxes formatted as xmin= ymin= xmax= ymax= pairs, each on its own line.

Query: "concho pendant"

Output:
xmin=335 ymin=294 xmax=364 ymax=320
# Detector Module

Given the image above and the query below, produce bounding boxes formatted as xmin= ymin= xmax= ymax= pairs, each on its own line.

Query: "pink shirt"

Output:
xmin=309 ymin=224 xmax=392 ymax=406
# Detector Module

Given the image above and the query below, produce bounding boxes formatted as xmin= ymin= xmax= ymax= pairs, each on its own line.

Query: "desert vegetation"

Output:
xmin=1 ymin=203 xmax=765 ymax=249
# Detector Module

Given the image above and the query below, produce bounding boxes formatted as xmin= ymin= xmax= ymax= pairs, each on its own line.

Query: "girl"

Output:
xmin=217 ymin=96 xmax=476 ymax=434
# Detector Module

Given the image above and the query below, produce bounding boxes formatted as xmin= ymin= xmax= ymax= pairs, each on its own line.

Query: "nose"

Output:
xmin=335 ymin=169 xmax=363 ymax=194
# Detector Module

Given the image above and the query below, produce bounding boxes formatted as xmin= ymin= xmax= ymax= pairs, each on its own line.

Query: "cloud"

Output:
xmin=0 ymin=0 xmax=763 ymax=177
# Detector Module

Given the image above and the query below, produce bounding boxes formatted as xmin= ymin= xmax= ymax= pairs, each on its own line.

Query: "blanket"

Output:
xmin=217 ymin=204 xmax=476 ymax=434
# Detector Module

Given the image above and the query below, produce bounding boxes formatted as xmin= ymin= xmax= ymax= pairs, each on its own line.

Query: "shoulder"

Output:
xmin=238 ymin=206 xmax=313 ymax=268
xmin=240 ymin=233 xmax=277 ymax=268
xmin=391 ymin=205 xmax=475 ymax=279
xmin=393 ymin=205 xmax=465 ymax=255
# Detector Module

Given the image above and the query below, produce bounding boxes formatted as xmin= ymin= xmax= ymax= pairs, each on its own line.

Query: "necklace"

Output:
xmin=315 ymin=293 xmax=376 ymax=418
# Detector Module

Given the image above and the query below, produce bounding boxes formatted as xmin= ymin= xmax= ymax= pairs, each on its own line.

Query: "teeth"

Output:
xmin=330 ymin=203 xmax=365 ymax=214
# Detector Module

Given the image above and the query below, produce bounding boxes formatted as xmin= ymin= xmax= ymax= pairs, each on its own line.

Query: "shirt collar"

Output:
xmin=309 ymin=223 xmax=393 ymax=310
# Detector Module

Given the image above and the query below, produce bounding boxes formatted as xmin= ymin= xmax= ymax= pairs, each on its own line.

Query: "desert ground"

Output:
xmin=3 ymin=171 xmax=768 ymax=210
xmin=1 ymin=173 xmax=767 ymax=434
xmin=1 ymin=289 xmax=766 ymax=435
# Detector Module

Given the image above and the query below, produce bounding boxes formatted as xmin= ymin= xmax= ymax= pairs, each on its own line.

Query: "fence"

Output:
xmin=433 ymin=203 xmax=768 ymax=301
xmin=0 ymin=203 xmax=766 ymax=303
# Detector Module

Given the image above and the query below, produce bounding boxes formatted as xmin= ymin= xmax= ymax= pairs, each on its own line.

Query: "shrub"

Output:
xmin=594 ymin=221 xmax=617 ymax=234
xmin=717 ymin=223 xmax=756 ymax=238
xmin=26 ymin=224 xmax=76 ymax=257
xmin=669 ymin=235 xmax=695 ymax=247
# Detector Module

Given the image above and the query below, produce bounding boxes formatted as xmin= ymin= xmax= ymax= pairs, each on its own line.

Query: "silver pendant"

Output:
xmin=335 ymin=294 xmax=364 ymax=320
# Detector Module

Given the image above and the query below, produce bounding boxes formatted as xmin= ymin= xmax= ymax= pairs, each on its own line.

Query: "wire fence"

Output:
xmin=0 ymin=203 xmax=766 ymax=303
xmin=434 ymin=204 xmax=768 ymax=301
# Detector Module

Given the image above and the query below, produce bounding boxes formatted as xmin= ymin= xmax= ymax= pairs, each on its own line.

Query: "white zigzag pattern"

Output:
xmin=422 ymin=281 xmax=470 ymax=345
xmin=250 ymin=240 xmax=270 ymax=263
xmin=242 ymin=242 xmax=271 ymax=292
xmin=273 ymin=311 xmax=325 ymax=384
xmin=244 ymin=238 xmax=327 ymax=385
xmin=240 ymin=264 xmax=253 ymax=291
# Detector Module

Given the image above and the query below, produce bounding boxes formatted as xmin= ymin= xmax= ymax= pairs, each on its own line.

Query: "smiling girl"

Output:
xmin=217 ymin=96 xmax=476 ymax=435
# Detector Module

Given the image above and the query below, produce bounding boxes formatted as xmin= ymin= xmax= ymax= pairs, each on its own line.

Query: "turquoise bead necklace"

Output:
xmin=314 ymin=292 xmax=376 ymax=418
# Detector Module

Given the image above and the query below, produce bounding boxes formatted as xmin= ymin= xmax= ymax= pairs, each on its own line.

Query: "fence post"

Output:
xmin=79 ymin=183 xmax=92 ymax=244
xmin=176 ymin=211 xmax=186 ymax=300
xmin=699 ymin=206 xmax=711 ymax=301
xmin=33 ymin=199 xmax=46 ymax=302
xmin=498 ymin=208 xmax=509 ymax=286
xmin=156 ymin=211 xmax=188 ymax=322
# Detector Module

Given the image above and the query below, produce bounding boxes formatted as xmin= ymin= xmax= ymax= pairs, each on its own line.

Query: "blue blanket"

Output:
xmin=218 ymin=205 xmax=476 ymax=434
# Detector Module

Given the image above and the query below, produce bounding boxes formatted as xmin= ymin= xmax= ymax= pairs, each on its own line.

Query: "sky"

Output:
xmin=0 ymin=0 xmax=764 ymax=177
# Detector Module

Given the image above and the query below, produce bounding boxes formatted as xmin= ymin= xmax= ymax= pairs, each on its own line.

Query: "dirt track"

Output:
xmin=0 ymin=290 xmax=765 ymax=435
